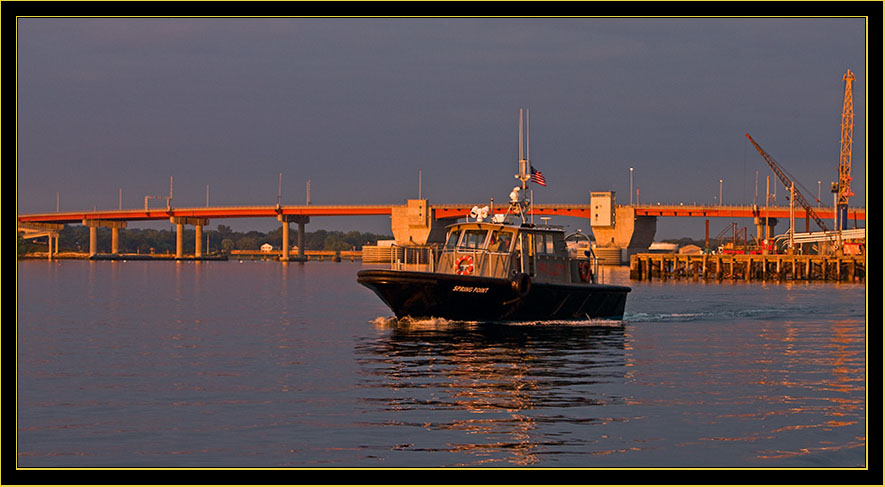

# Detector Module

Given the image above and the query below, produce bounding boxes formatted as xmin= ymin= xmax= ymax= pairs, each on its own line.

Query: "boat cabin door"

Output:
xmin=518 ymin=232 xmax=535 ymax=276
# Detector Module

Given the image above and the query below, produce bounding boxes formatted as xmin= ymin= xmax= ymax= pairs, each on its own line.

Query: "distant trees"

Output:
xmin=36 ymin=224 xmax=393 ymax=254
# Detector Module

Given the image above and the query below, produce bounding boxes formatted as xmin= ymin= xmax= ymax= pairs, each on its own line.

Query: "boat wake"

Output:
xmin=374 ymin=305 xmax=811 ymax=328
xmin=371 ymin=315 xmax=624 ymax=329
xmin=624 ymin=305 xmax=812 ymax=323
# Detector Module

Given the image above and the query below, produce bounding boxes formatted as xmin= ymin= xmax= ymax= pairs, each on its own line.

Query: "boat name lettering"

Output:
xmin=537 ymin=260 xmax=567 ymax=277
xmin=452 ymin=285 xmax=490 ymax=293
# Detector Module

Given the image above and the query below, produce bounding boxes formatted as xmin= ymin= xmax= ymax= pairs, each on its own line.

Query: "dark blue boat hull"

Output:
xmin=357 ymin=269 xmax=630 ymax=322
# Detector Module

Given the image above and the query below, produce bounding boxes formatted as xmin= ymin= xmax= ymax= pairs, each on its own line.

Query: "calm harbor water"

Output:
xmin=16 ymin=259 xmax=867 ymax=470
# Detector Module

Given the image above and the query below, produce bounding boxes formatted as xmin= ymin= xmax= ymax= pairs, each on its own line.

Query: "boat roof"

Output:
xmin=445 ymin=220 xmax=565 ymax=233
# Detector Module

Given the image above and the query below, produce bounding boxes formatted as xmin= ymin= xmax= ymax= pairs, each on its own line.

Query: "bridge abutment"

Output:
xmin=391 ymin=200 xmax=447 ymax=246
xmin=590 ymin=207 xmax=657 ymax=263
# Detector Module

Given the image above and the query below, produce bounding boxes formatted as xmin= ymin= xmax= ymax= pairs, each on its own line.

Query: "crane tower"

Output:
xmin=836 ymin=69 xmax=854 ymax=230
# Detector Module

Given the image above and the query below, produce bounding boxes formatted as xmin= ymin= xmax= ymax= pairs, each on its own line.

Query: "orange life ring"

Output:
xmin=455 ymin=255 xmax=474 ymax=275
xmin=579 ymin=261 xmax=593 ymax=282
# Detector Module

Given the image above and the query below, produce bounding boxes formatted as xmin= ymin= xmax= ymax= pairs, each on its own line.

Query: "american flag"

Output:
xmin=530 ymin=166 xmax=546 ymax=186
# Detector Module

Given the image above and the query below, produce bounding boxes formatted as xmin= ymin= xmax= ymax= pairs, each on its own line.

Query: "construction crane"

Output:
xmin=745 ymin=133 xmax=829 ymax=232
xmin=835 ymin=69 xmax=855 ymax=230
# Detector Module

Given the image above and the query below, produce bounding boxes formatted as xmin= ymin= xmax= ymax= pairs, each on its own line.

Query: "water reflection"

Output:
xmin=356 ymin=319 xmax=627 ymax=466
xmin=750 ymin=318 xmax=866 ymax=462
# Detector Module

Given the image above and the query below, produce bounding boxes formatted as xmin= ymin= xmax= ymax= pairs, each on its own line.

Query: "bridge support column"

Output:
xmin=176 ymin=223 xmax=184 ymax=258
xmin=82 ymin=219 xmax=127 ymax=256
xmin=754 ymin=217 xmax=778 ymax=253
xmin=19 ymin=223 xmax=63 ymax=259
xmin=297 ymin=219 xmax=307 ymax=260
xmin=282 ymin=221 xmax=290 ymax=260
xmin=90 ymin=226 xmax=98 ymax=256
xmin=753 ymin=216 xmax=777 ymax=241
xmin=195 ymin=222 xmax=204 ymax=257
xmin=170 ymin=217 xmax=209 ymax=259
xmin=277 ymin=215 xmax=309 ymax=261
xmin=391 ymin=199 xmax=447 ymax=246
xmin=111 ymin=228 xmax=120 ymax=254
xmin=590 ymin=207 xmax=657 ymax=264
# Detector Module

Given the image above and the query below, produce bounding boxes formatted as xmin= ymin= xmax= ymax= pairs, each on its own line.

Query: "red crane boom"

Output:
xmin=745 ymin=133 xmax=829 ymax=232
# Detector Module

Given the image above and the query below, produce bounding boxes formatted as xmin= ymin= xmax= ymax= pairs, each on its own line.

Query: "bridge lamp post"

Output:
xmin=719 ymin=179 xmax=723 ymax=207
xmin=630 ymin=167 xmax=634 ymax=206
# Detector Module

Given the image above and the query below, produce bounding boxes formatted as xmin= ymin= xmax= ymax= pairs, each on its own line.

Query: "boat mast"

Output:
xmin=513 ymin=108 xmax=532 ymax=222
xmin=517 ymin=108 xmax=530 ymax=189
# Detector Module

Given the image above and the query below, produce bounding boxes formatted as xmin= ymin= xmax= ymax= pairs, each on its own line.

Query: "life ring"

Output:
xmin=579 ymin=261 xmax=593 ymax=282
xmin=510 ymin=272 xmax=531 ymax=298
xmin=455 ymin=255 xmax=474 ymax=275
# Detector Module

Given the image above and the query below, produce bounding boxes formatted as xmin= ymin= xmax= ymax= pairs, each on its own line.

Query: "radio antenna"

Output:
xmin=516 ymin=108 xmax=530 ymax=188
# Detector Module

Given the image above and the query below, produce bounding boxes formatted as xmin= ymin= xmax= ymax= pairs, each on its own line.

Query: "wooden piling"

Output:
xmin=629 ymin=253 xmax=864 ymax=282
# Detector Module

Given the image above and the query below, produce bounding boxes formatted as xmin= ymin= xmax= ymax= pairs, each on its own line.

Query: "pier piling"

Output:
xmin=630 ymin=253 xmax=863 ymax=282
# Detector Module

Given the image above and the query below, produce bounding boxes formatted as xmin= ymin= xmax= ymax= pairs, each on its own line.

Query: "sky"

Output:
xmin=16 ymin=16 xmax=869 ymax=239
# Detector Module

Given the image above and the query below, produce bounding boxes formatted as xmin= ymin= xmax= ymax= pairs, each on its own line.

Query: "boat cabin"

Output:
xmin=437 ymin=222 xmax=591 ymax=284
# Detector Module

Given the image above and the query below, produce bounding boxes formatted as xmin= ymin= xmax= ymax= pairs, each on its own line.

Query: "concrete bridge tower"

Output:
xmin=588 ymin=191 xmax=656 ymax=263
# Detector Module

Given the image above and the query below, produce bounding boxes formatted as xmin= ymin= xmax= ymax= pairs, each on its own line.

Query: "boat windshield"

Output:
xmin=488 ymin=229 xmax=515 ymax=252
xmin=444 ymin=230 xmax=461 ymax=250
xmin=444 ymin=226 xmax=518 ymax=253
xmin=459 ymin=229 xmax=488 ymax=249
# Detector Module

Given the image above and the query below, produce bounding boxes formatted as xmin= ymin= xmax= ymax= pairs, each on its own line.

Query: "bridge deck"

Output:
xmin=18 ymin=203 xmax=865 ymax=225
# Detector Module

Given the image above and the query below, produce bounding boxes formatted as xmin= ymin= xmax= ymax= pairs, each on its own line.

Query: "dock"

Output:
xmin=229 ymin=249 xmax=362 ymax=261
xmin=630 ymin=253 xmax=865 ymax=282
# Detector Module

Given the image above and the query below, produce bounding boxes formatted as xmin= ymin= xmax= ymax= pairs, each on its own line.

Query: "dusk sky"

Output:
xmin=16 ymin=17 xmax=868 ymax=239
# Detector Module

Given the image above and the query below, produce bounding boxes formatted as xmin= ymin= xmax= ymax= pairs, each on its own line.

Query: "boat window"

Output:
xmin=459 ymin=229 xmax=489 ymax=249
xmin=444 ymin=230 xmax=461 ymax=249
xmin=532 ymin=232 xmax=559 ymax=254
xmin=488 ymin=229 xmax=514 ymax=252
xmin=553 ymin=235 xmax=567 ymax=253
xmin=534 ymin=232 xmax=546 ymax=255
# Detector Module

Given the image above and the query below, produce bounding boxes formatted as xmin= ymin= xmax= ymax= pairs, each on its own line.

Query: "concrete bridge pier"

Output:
xmin=278 ymin=215 xmax=309 ymax=261
xmin=82 ymin=219 xmax=127 ymax=256
xmin=754 ymin=216 xmax=779 ymax=243
xmin=19 ymin=222 xmax=63 ymax=259
xmin=391 ymin=199 xmax=447 ymax=246
xmin=170 ymin=217 xmax=209 ymax=258
xmin=45 ymin=229 xmax=60 ymax=259
xmin=589 ymin=206 xmax=657 ymax=263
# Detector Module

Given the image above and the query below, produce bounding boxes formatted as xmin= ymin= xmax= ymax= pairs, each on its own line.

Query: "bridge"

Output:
xmin=18 ymin=201 xmax=865 ymax=260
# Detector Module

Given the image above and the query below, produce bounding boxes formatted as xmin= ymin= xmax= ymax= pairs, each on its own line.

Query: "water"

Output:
xmin=16 ymin=260 xmax=868 ymax=469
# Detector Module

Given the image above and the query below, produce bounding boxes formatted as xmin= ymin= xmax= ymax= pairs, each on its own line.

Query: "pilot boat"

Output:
xmin=357 ymin=110 xmax=631 ymax=322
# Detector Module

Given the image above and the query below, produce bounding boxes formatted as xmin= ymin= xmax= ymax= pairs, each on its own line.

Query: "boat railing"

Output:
xmin=586 ymin=246 xmax=602 ymax=284
xmin=566 ymin=231 xmax=602 ymax=283
xmin=389 ymin=245 xmax=441 ymax=272
xmin=436 ymin=249 xmax=514 ymax=278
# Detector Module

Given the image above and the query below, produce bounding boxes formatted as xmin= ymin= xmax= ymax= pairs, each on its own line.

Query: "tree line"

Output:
xmin=19 ymin=224 xmax=393 ymax=255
